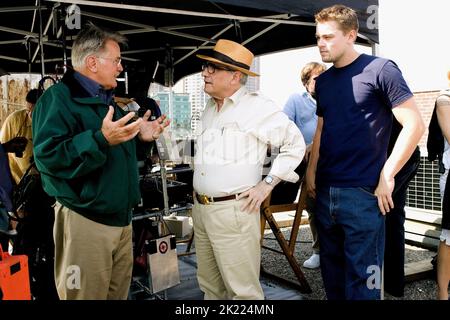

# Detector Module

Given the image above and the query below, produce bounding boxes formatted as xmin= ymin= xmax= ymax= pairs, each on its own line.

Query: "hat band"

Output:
xmin=211 ymin=51 xmax=250 ymax=70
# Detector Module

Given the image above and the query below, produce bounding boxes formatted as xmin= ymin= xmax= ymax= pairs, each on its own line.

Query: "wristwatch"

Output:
xmin=264 ymin=175 xmax=274 ymax=185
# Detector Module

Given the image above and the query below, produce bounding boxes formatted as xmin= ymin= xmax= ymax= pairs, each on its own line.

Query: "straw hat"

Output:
xmin=196 ymin=39 xmax=259 ymax=76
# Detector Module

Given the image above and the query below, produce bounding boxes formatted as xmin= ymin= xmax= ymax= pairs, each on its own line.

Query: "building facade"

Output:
xmin=154 ymin=91 xmax=191 ymax=135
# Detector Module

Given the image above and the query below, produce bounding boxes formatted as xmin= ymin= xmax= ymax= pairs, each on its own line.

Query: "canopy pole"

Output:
xmin=164 ymin=46 xmax=174 ymax=88
xmin=38 ymin=0 xmax=45 ymax=77
xmin=164 ymin=46 xmax=174 ymax=128
xmin=371 ymin=41 xmax=379 ymax=56
xmin=27 ymin=39 xmax=32 ymax=73
xmin=60 ymin=7 xmax=67 ymax=73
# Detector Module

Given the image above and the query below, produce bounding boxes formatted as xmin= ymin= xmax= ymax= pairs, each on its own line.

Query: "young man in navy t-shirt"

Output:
xmin=305 ymin=5 xmax=425 ymax=300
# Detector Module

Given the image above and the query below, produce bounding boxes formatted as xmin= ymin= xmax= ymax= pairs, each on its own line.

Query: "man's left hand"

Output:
xmin=138 ymin=110 xmax=170 ymax=142
xmin=374 ymin=169 xmax=395 ymax=215
xmin=236 ymin=181 xmax=273 ymax=213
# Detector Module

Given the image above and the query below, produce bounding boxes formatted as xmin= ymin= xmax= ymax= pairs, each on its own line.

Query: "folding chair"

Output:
xmin=260 ymin=180 xmax=312 ymax=294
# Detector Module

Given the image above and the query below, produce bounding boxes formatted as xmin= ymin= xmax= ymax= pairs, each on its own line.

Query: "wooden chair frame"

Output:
xmin=260 ymin=181 xmax=312 ymax=293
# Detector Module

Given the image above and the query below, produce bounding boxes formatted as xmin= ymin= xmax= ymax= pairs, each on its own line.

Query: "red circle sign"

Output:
xmin=159 ymin=241 xmax=168 ymax=254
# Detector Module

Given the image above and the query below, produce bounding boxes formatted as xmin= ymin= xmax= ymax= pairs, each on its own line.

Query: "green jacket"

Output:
xmin=32 ymin=71 xmax=140 ymax=226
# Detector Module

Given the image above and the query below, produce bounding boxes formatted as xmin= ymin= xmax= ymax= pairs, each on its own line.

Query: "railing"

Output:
xmin=406 ymin=157 xmax=442 ymax=212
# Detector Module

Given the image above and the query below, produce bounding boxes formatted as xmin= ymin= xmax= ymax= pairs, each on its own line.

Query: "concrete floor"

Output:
xmin=129 ymin=242 xmax=304 ymax=300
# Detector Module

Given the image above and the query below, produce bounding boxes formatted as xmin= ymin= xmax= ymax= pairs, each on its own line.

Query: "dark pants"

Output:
xmin=315 ymin=186 xmax=385 ymax=300
xmin=0 ymin=236 xmax=8 ymax=254
xmin=270 ymin=161 xmax=306 ymax=205
xmin=384 ymin=153 xmax=420 ymax=297
xmin=12 ymin=187 xmax=58 ymax=301
xmin=0 ymin=203 xmax=10 ymax=251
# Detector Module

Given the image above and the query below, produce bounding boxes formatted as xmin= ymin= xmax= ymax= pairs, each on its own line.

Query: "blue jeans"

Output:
xmin=315 ymin=186 xmax=385 ymax=300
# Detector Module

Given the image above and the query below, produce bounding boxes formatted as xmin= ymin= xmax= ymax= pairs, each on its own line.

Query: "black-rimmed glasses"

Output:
xmin=201 ymin=62 xmax=233 ymax=74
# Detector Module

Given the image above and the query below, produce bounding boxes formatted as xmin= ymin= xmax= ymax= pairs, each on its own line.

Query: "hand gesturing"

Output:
xmin=101 ymin=106 xmax=142 ymax=145
xmin=138 ymin=109 xmax=170 ymax=142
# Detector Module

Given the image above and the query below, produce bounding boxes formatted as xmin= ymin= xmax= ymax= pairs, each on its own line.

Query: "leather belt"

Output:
xmin=195 ymin=192 xmax=237 ymax=205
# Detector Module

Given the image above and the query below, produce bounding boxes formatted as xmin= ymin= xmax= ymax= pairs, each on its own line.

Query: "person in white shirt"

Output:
xmin=193 ymin=39 xmax=305 ymax=300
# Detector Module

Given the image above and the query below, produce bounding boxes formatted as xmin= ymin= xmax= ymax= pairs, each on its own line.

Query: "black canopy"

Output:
xmin=0 ymin=0 xmax=378 ymax=95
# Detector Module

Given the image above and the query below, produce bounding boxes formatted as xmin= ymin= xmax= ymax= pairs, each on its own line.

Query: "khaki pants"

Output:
xmin=53 ymin=202 xmax=132 ymax=300
xmin=192 ymin=198 xmax=264 ymax=300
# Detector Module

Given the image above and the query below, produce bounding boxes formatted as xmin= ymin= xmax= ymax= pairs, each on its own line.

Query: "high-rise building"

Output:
xmin=149 ymin=83 xmax=169 ymax=97
xmin=245 ymin=58 xmax=260 ymax=93
xmin=183 ymin=73 xmax=207 ymax=133
xmin=154 ymin=92 xmax=191 ymax=136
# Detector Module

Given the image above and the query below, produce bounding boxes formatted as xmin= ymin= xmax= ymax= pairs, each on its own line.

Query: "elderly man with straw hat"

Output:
xmin=192 ymin=39 xmax=305 ymax=300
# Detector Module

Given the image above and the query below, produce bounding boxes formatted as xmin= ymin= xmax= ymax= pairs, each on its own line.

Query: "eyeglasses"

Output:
xmin=201 ymin=62 xmax=234 ymax=74
xmin=97 ymin=56 xmax=122 ymax=66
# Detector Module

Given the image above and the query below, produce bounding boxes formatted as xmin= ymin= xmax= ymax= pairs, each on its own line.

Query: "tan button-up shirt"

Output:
xmin=193 ymin=87 xmax=305 ymax=197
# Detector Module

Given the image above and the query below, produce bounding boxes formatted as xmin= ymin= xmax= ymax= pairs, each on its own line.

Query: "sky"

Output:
xmin=259 ymin=0 xmax=450 ymax=108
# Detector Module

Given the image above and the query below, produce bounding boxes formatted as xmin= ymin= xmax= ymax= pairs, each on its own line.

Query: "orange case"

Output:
xmin=0 ymin=244 xmax=31 ymax=300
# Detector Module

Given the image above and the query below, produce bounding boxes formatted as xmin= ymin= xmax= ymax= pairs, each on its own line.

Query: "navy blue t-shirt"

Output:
xmin=315 ymin=54 xmax=413 ymax=187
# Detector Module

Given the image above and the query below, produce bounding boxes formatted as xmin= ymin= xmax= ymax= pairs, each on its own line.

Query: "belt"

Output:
xmin=195 ymin=192 xmax=237 ymax=205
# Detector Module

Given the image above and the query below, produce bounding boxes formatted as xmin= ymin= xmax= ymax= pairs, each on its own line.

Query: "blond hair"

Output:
xmin=315 ymin=4 xmax=359 ymax=35
xmin=301 ymin=62 xmax=327 ymax=86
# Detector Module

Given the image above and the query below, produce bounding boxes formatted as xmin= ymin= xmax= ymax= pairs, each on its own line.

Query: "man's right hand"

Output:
xmin=101 ymin=106 xmax=142 ymax=145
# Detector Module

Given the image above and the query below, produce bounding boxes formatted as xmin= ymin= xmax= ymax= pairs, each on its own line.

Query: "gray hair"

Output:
xmin=71 ymin=22 xmax=127 ymax=69
xmin=239 ymin=73 xmax=248 ymax=86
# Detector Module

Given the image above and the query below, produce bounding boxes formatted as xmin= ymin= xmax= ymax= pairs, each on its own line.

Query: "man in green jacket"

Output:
xmin=32 ymin=23 xmax=169 ymax=300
